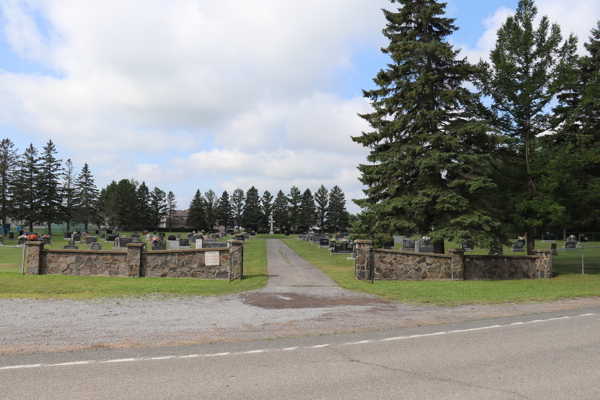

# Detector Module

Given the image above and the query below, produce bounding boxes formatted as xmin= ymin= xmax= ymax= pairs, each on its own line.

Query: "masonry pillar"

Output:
xmin=126 ymin=243 xmax=145 ymax=278
xmin=533 ymin=249 xmax=552 ymax=279
xmin=228 ymin=240 xmax=244 ymax=282
xmin=25 ymin=241 xmax=44 ymax=275
xmin=354 ymin=240 xmax=373 ymax=280
xmin=449 ymin=249 xmax=465 ymax=281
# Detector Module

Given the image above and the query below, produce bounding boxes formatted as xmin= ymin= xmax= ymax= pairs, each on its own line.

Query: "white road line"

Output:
xmin=1 ymin=313 xmax=595 ymax=372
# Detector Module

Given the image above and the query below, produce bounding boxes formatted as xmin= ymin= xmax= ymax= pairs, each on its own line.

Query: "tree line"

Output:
xmin=353 ymin=0 xmax=600 ymax=252
xmin=0 ymin=138 xmax=349 ymax=233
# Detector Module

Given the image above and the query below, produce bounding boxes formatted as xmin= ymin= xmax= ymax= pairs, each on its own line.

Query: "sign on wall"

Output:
xmin=205 ymin=251 xmax=221 ymax=266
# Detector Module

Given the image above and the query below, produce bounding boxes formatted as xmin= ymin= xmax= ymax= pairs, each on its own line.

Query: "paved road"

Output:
xmin=266 ymin=239 xmax=336 ymax=287
xmin=2 ymin=307 xmax=600 ymax=399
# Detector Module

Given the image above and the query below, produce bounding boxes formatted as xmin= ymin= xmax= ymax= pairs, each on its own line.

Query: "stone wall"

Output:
xmin=355 ymin=241 xmax=552 ymax=281
xmin=25 ymin=240 xmax=244 ymax=281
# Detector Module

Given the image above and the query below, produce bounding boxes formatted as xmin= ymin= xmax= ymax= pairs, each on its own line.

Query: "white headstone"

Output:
xmin=168 ymin=240 xmax=180 ymax=250
xmin=196 ymin=239 xmax=203 ymax=249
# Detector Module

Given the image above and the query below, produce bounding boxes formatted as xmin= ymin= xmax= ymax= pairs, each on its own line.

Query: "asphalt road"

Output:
xmin=2 ymin=307 xmax=600 ymax=399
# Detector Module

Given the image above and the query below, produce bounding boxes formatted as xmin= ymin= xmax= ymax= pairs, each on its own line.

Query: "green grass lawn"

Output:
xmin=283 ymin=238 xmax=600 ymax=305
xmin=0 ymin=235 xmax=268 ymax=299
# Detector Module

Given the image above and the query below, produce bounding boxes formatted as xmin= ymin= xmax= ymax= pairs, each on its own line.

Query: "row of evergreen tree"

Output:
xmin=0 ymin=138 xmax=350 ymax=233
xmin=186 ymin=185 xmax=349 ymax=233
xmin=353 ymin=0 xmax=600 ymax=252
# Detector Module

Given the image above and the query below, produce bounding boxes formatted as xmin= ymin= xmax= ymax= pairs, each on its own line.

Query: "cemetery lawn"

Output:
xmin=0 ymin=237 xmax=268 ymax=299
xmin=283 ymin=239 xmax=600 ymax=306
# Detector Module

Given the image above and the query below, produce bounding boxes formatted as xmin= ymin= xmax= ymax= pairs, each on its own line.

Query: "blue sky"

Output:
xmin=0 ymin=0 xmax=597 ymax=213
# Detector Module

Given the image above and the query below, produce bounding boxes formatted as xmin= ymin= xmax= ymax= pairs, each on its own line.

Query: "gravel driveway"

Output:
xmin=2 ymin=239 xmax=599 ymax=355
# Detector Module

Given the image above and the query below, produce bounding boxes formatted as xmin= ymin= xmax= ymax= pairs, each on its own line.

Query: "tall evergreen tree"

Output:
xmin=74 ymin=163 xmax=99 ymax=232
xmin=287 ymin=186 xmax=302 ymax=233
xmin=149 ymin=186 xmax=167 ymax=231
xmin=476 ymin=0 xmax=578 ymax=253
xmin=326 ymin=186 xmax=348 ymax=233
xmin=299 ymin=189 xmax=316 ymax=232
xmin=217 ymin=190 xmax=233 ymax=229
xmin=13 ymin=144 xmax=40 ymax=232
xmin=187 ymin=190 xmax=206 ymax=231
xmin=0 ymin=139 xmax=18 ymax=230
xmin=261 ymin=190 xmax=274 ymax=231
xmin=62 ymin=159 xmax=77 ymax=233
xmin=97 ymin=181 xmax=117 ymax=227
xmin=231 ymin=188 xmax=245 ymax=230
xmin=166 ymin=191 xmax=177 ymax=231
xmin=203 ymin=189 xmax=220 ymax=231
xmin=272 ymin=190 xmax=289 ymax=232
xmin=242 ymin=186 xmax=263 ymax=232
xmin=353 ymin=0 xmax=500 ymax=248
xmin=38 ymin=140 xmax=63 ymax=235
xmin=135 ymin=181 xmax=151 ymax=230
xmin=314 ymin=185 xmax=328 ymax=233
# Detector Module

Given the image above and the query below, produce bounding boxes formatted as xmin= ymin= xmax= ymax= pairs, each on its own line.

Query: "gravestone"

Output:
xmin=319 ymin=238 xmax=330 ymax=247
xmin=187 ymin=233 xmax=193 ymax=239
xmin=131 ymin=233 xmax=140 ymax=239
xmin=393 ymin=236 xmax=404 ymax=246
xmin=195 ymin=238 xmax=203 ymax=248
xmin=176 ymin=234 xmax=181 ymax=239
xmin=250 ymin=232 xmax=256 ymax=236
xmin=579 ymin=234 xmax=588 ymax=244
xmin=512 ymin=239 xmax=525 ymax=252
xmin=168 ymin=235 xmax=176 ymax=241
xmin=416 ymin=240 xmax=434 ymax=253
xmin=403 ymin=239 xmax=416 ymax=251
xmin=95 ymin=230 xmax=100 ymax=234
xmin=152 ymin=241 xmax=166 ymax=251
xmin=107 ymin=234 xmax=117 ymax=242
xmin=107 ymin=229 xmax=113 ymax=234
xmin=551 ymin=243 xmax=558 ymax=256
xmin=235 ymin=235 xmax=245 ymax=241
xmin=72 ymin=234 xmax=81 ymax=242
xmin=114 ymin=237 xmax=133 ymax=249
xmin=285 ymin=232 xmax=289 ymax=236
xmin=42 ymin=236 xmax=51 ymax=245
xmin=168 ymin=240 xmax=180 ymax=250
xmin=101 ymin=233 xmax=106 ymax=239
xmin=179 ymin=238 xmax=190 ymax=247
xmin=62 ymin=245 xmax=78 ymax=250
xmin=85 ymin=236 xmax=97 ymax=244
xmin=9 ymin=232 xmax=14 ymax=239
xmin=64 ymin=232 xmax=71 ymax=239
xmin=461 ymin=240 xmax=474 ymax=252
xmin=565 ymin=240 xmax=577 ymax=250
xmin=488 ymin=244 xmax=504 ymax=255
xmin=331 ymin=242 xmax=353 ymax=254
xmin=91 ymin=242 xmax=102 ymax=250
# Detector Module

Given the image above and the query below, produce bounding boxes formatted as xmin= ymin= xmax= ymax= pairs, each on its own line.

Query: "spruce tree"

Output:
xmin=203 ymin=189 xmax=220 ymax=231
xmin=149 ymin=187 xmax=167 ymax=231
xmin=38 ymin=140 xmax=63 ymax=235
xmin=217 ymin=190 xmax=233 ymax=229
xmin=187 ymin=190 xmax=206 ymax=231
xmin=287 ymin=186 xmax=302 ymax=233
xmin=326 ymin=186 xmax=348 ymax=233
xmin=299 ymin=189 xmax=316 ymax=232
xmin=166 ymin=191 xmax=177 ymax=231
xmin=231 ymin=188 xmax=245 ymax=230
xmin=261 ymin=190 xmax=274 ymax=231
xmin=62 ymin=159 xmax=77 ymax=233
xmin=135 ymin=182 xmax=151 ymax=230
xmin=353 ymin=0 xmax=499 ymax=248
xmin=272 ymin=190 xmax=289 ymax=232
xmin=243 ymin=186 xmax=263 ymax=232
xmin=476 ymin=0 xmax=578 ymax=253
xmin=74 ymin=163 xmax=99 ymax=232
xmin=0 ymin=139 xmax=18 ymax=230
xmin=13 ymin=144 xmax=40 ymax=232
xmin=314 ymin=185 xmax=328 ymax=233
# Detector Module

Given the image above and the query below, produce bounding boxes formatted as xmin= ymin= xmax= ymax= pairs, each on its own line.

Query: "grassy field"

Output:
xmin=283 ymin=238 xmax=600 ymax=305
xmin=0 ymin=234 xmax=268 ymax=299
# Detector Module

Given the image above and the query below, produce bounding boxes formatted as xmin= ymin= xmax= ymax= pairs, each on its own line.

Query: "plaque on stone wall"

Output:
xmin=205 ymin=251 xmax=220 ymax=266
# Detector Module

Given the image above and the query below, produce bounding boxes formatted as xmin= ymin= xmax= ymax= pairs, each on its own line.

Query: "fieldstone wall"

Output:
xmin=25 ymin=240 xmax=244 ymax=281
xmin=373 ymin=248 xmax=453 ymax=280
xmin=355 ymin=241 xmax=552 ymax=281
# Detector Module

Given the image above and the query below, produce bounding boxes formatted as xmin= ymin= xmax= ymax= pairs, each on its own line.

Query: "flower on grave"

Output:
xmin=42 ymin=234 xmax=49 ymax=239
xmin=568 ymin=234 xmax=576 ymax=240
xmin=151 ymin=236 xmax=162 ymax=244
xmin=518 ymin=236 xmax=525 ymax=241
xmin=341 ymin=238 xmax=349 ymax=243
xmin=421 ymin=236 xmax=431 ymax=242
xmin=18 ymin=234 xmax=28 ymax=239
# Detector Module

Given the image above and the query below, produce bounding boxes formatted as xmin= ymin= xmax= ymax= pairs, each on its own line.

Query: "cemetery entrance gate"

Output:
xmin=355 ymin=247 xmax=374 ymax=283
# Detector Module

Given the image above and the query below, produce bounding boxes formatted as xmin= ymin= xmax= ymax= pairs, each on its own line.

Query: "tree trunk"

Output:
xmin=563 ymin=227 xmax=567 ymax=241
xmin=47 ymin=221 xmax=52 ymax=235
xmin=527 ymin=225 xmax=535 ymax=255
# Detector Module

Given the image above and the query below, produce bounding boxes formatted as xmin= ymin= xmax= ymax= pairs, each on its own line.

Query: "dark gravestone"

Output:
xmin=107 ymin=234 xmax=117 ymax=242
xmin=461 ymin=240 xmax=474 ymax=252
xmin=551 ymin=243 xmax=558 ymax=256
xmin=235 ymin=235 xmax=245 ymax=241
xmin=115 ymin=238 xmax=133 ymax=248
xmin=512 ymin=240 xmax=525 ymax=252
xmin=62 ymin=245 xmax=78 ymax=250
xmin=85 ymin=236 xmax=97 ymax=244
xmin=9 ymin=232 xmax=14 ymax=239
xmin=565 ymin=241 xmax=577 ymax=250
xmin=72 ymin=234 xmax=81 ymax=242
xmin=403 ymin=239 xmax=416 ymax=251
xmin=332 ymin=242 xmax=353 ymax=254
xmin=416 ymin=240 xmax=434 ymax=253
xmin=152 ymin=242 xmax=166 ymax=251
xmin=203 ymin=241 xmax=226 ymax=249
xmin=251 ymin=232 xmax=256 ymax=236
xmin=131 ymin=233 xmax=140 ymax=239
xmin=168 ymin=235 xmax=176 ymax=241
xmin=579 ymin=234 xmax=588 ymax=243
xmin=319 ymin=238 xmax=330 ymax=247
xmin=101 ymin=233 xmax=106 ymax=239
xmin=64 ymin=232 xmax=71 ymax=239
xmin=107 ymin=229 xmax=113 ymax=234
xmin=91 ymin=242 xmax=102 ymax=250
xmin=179 ymin=239 xmax=190 ymax=247
xmin=95 ymin=230 xmax=100 ymax=234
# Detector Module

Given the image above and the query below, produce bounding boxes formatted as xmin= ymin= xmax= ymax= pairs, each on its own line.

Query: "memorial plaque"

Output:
xmin=205 ymin=251 xmax=220 ymax=266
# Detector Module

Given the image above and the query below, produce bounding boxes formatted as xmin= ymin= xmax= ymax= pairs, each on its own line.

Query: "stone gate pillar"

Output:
xmin=126 ymin=243 xmax=145 ymax=278
xmin=25 ymin=241 xmax=44 ymax=275
xmin=354 ymin=240 xmax=372 ymax=280
xmin=533 ymin=249 xmax=552 ymax=279
xmin=228 ymin=240 xmax=244 ymax=281
xmin=449 ymin=249 xmax=465 ymax=281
